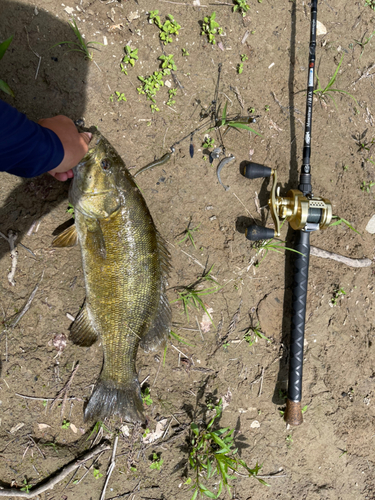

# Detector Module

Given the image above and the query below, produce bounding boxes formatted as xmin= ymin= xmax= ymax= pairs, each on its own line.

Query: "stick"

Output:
xmin=6 ymin=271 xmax=44 ymax=327
xmin=6 ymin=230 xmax=18 ymax=286
xmin=100 ymin=435 xmax=119 ymax=500
xmin=258 ymin=366 xmax=264 ymax=397
xmin=15 ymin=393 xmax=81 ymax=402
xmin=0 ymin=442 xmax=110 ymax=498
xmin=24 ymin=27 xmax=42 ymax=79
xmin=50 ymin=362 xmax=79 ymax=416
xmin=310 ymin=246 xmax=372 ymax=267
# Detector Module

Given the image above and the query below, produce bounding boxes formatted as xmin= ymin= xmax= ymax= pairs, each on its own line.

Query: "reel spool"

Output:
xmin=242 ymin=162 xmax=332 ymax=241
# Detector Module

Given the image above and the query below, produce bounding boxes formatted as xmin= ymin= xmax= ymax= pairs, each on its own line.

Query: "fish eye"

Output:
xmin=101 ymin=159 xmax=111 ymax=171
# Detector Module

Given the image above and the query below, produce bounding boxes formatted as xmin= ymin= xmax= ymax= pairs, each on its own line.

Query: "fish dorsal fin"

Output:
xmin=85 ymin=218 xmax=106 ymax=259
xmin=70 ymin=302 xmax=99 ymax=347
xmin=52 ymin=224 xmax=78 ymax=248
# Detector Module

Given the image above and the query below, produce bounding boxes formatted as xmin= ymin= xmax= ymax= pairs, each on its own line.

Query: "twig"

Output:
xmin=258 ymin=366 xmax=264 ymax=397
xmin=6 ymin=271 xmax=44 ymax=327
xmin=0 ymin=442 xmax=110 ymax=498
xmin=27 ymin=435 xmax=46 ymax=460
xmin=195 ymin=316 xmax=204 ymax=341
xmin=241 ymin=30 xmax=250 ymax=44
xmin=50 ymin=362 xmax=79 ymax=416
xmin=171 ymin=343 xmax=191 ymax=361
xmin=351 ymin=63 xmax=375 ymax=87
xmin=15 ymin=393 xmax=81 ymax=402
xmin=76 ymin=452 xmax=105 ymax=484
xmin=232 ymin=192 xmax=256 ymax=221
xmin=310 ymin=246 xmax=372 ymax=268
xmin=230 ymin=86 xmax=245 ymax=109
xmin=100 ymin=435 xmax=119 ymax=500
xmin=24 ymin=27 xmax=42 ymax=79
xmin=5 ymin=230 xmax=17 ymax=286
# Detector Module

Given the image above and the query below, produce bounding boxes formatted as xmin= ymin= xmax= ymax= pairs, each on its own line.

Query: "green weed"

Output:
xmin=177 ymin=221 xmax=201 ymax=249
xmin=253 ymin=235 xmax=303 ymax=267
xmin=210 ymin=100 xmax=261 ymax=136
xmin=167 ymin=88 xmax=177 ymax=106
xmin=233 ymin=0 xmax=250 ymax=16
xmin=331 ymin=287 xmax=346 ymax=306
xmin=52 ymin=19 xmax=103 ymax=61
xmin=121 ymin=45 xmax=138 ymax=73
xmin=237 ymin=63 xmax=244 ymax=74
xmin=361 ymin=180 xmax=375 ymax=192
xmin=243 ymin=321 xmax=270 ymax=346
xmin=365 ymin=0 xmax=375 ymax=10
xmin=187 ymin=399 xmax=267 ymax=499
xmin=0 ymin=35 xmax=14 ymax=97
xmin=170 ymin=330 xmax=195 ymax=347
xmin=20 ymin=478 xmax=32 ymax=493
xmin=61 ymin=419 xmax=70 ymax=429
xmin=329 ymin=216 xmax=360 ymax=235
xmin=66 ymin=203 xmax=75 ymax=218
xmin=182 ymin=48 xmax=190 ymax=56
xmin=93 ymin=468 xmax=103 ymax=480
xmin=115 ymin=91 xmax=126 ymax=102
xmin=202 ymin=136 xmax=214 ymax=148
xmin=314 ymin=55 xmax=358 ymax=109
xmin=159 ymin=53 xmax=177 ymax=71
xmin=87 ymin=421 xmax=111 ymax=441
xmin=171 ymin=265 xmax=221 ymax=325
xmin=137 ymin=68 xmax=170 ymax=110
xmin=142 ymin=387 xmax=153 ymax=406
xmin=353 ymin=29 xmax=375 ymax=58
xmin=201 ymin=12 xmax=223 ymax=45
xmin=149 ymin=10 xmax=181 ymax=45
xmin=150 ymin=452 xmax=164 ymax=471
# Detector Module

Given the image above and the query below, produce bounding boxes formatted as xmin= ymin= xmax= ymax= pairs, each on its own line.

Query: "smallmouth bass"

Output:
xmin=53 ymin=130 xmax=171 ymax=423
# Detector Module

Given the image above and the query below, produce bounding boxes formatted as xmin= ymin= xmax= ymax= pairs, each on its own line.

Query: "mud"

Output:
xmin=1 ymin=1 xmax=375 ymax=499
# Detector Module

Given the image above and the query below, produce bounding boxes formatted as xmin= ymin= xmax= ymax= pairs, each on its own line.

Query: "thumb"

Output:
xmin=80 ymin=131 xmax=93 ymax=145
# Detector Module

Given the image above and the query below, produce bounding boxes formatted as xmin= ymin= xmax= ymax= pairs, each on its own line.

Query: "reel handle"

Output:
xmin=242 ymin=162 xmax=272 ymax=180
xmin=246 ymin=226 xmax=275 ymax=241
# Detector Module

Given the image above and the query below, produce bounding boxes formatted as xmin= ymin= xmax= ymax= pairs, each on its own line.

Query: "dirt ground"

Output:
xmin=1 ymin=0 xmax=375 ymax=499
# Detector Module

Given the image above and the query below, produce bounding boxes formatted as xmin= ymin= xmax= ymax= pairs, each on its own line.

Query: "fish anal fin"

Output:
xmin=70 ymin=303 xmax=99 ymax=347
xmin=52 ymin=224 xmax=78 ymax=248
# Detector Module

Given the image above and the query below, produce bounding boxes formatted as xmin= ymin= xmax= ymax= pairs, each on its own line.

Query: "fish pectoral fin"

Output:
xmin=86 ymin=218 xmax=107 ymax=259
xmin=52 ymin=224 xmax=78 ymax=248
xmin=70 ymin=303 xmax=99 ymax=347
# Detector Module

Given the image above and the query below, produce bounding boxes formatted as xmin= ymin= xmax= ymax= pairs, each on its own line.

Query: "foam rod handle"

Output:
xmin=246 ymin=225 xmax=275 ymax=241
xmin=242 ymin=162 xmax=272 ymax=179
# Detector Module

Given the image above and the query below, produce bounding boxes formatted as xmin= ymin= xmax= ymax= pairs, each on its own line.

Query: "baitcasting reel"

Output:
xmin=242 ymin=163 xmax=332 ymax=241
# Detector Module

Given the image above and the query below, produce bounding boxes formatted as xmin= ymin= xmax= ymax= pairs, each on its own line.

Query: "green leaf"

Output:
xmin=191 ymin=423 xmax=199 ymax=436
xmin=227 ymin=121 xmax=262 ymax=136
xmin=0 ymin=79 xmax=14 ymax=97
xmin=0 ymin=35 xmax=13 ymax=61
xmin=190 ymin=490 xmax=198 ymax=500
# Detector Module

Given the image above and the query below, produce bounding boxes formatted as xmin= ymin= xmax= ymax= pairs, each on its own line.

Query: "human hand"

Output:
xmin=38 ymin=115 xmax=92 ymax=181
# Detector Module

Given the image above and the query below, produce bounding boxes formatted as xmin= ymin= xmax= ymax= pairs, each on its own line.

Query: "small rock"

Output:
xmin=164 ymin=80 xmax=172 ymax=88
xmin=365 ymin=214 xmax=375 ymax=234
xmin=317 ymin=20 xmax=327 ymax=36
xmin=250 ymin=420 xmax=260 ymax=429
xmin=64 ymin=6 xmax=75 ymax=15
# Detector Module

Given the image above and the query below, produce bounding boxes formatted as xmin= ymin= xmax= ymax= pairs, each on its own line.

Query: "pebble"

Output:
xmin=317 ymin=20 xmax=327 ymax=36
xmin=365 ymin=214 xmax=375 ymax=233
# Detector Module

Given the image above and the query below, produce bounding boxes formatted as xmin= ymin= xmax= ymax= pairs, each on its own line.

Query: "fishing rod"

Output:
xmin=241 ymin=0 xmax=332 ymax=425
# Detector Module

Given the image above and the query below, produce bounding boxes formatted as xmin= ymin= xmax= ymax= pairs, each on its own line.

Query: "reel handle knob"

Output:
xmin=242 ymin=162 xmax=272 ymax=179
xmin=246 ymin=225 xmax=275 ymax=241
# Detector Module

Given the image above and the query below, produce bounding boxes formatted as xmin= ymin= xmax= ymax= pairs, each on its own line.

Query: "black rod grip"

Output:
xmin=285 ymin=230 xmax=310 ymax=426
xmin=246 ymin=225 xmax=275 ymax=241
xmin=242 ymin=162 xmax=272 ymax=180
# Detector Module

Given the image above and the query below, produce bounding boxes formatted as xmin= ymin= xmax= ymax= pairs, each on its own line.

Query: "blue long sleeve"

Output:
xmin=0 ymin=100 xmax=64 ymax=178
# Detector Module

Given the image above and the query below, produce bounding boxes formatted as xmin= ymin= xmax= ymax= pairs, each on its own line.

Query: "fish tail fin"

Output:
xmin=84 ymin=377 xmax=145 ymax=424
